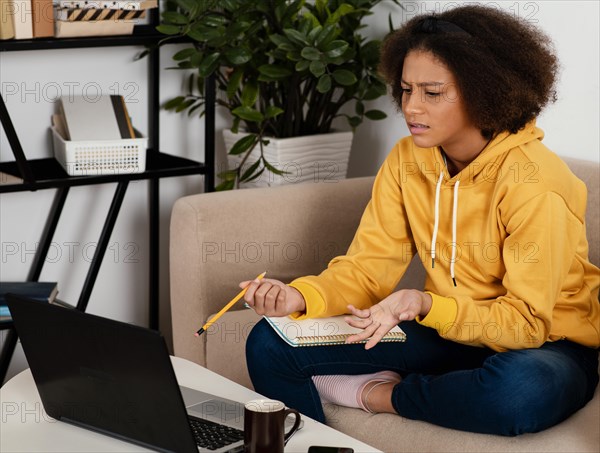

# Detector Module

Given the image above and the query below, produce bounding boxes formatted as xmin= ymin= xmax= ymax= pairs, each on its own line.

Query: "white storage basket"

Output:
xmin=51 ymin=127 xmax=148 ymax=176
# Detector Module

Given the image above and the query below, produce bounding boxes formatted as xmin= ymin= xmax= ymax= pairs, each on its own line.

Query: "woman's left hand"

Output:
xmin=344 ymin=289 xmax=432 ymax=349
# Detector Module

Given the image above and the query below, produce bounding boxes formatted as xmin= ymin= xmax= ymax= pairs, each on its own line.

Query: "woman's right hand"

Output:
xmin=240 ymin=278 xmax=306 ymax=317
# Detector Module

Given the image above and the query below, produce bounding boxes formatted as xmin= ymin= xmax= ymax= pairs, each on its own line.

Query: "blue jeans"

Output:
xmin=246 ymin=320 xmax=598 ymax=436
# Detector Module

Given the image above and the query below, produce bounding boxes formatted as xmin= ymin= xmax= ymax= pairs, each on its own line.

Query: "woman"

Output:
xmin=242 ymin=5 xmax=600 ymax=436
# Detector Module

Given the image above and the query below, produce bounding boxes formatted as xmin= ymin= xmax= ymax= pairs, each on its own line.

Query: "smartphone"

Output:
xmin=308 ymin=447 xmax=355 ymax=453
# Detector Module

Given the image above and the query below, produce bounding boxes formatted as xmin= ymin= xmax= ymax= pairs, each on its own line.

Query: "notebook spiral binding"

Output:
xmin=295 ymin=332 xmax=406 ymax=346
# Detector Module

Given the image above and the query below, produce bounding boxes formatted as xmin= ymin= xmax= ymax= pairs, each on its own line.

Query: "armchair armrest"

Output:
xmin=169 ymin=177 xmax=375 ymax=368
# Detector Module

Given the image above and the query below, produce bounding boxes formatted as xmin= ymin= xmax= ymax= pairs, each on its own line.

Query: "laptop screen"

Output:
xmin=7 ymin=294 xmax=198 ymax=453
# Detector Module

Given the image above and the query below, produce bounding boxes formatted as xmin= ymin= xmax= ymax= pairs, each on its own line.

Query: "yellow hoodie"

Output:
xmin=289 ymin=123 xmax=600 ymax=351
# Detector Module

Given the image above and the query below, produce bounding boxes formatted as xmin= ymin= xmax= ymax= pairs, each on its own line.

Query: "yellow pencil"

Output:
xmin=194 ymin=271 xmax=267 ymax=336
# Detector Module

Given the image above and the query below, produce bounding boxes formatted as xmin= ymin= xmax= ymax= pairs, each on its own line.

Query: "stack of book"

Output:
xmin=0 ymin=0 xmax=157 ymax=40
xmin=51 ymin=94 xmax=148 ymax=175
xmin=0 ymin=0 xmax=53 ymax=39
xmin=0 ymin=282 xmax=59 ymax=321
xmin=54 ymin=94 xmax=136 ymax=141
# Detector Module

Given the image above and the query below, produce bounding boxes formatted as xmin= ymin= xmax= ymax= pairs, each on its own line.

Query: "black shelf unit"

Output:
xmin=0 ymin=12 xmax=216 ymax=384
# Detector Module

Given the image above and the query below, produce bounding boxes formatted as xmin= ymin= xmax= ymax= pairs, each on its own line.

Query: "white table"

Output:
xmin=0 ymin=356 xmax=381 ymax=453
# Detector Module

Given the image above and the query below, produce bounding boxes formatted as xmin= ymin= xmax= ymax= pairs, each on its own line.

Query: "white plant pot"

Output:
xmin=223 ymin=129 xmax=354 ymax=188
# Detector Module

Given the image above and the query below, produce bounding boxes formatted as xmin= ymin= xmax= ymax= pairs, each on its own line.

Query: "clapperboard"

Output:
xmin=55 ymin=8 xmax=146 ymax=21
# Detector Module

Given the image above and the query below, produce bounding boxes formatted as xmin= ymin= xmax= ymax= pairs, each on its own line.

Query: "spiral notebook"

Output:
xmin=264 ymin=314 xmax=406 ymax=347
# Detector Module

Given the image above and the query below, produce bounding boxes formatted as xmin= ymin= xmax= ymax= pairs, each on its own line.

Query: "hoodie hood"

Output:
xmin=415 ymin=121 xmax=545 ymax=187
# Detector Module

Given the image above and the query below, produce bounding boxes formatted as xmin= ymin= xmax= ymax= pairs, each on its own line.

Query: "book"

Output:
xmin=0 ymin=281 xmax=59 ymax=320
xmin=110 ymin=95 xmax=135 ymax=138
xmin=263 ymin=314 xmax=406 ymax=347
xmin=59 ymin=95 xmax=134 ymax=141
xmin=8 ymin=0 xmax=32 ymax=39
xmin=0 ymin=171 xmax=23 ymax=185
xmin=32 ymin=0 xmax=53 ymax=37
xmin=0 ymin=0 xmax=16 ymax=39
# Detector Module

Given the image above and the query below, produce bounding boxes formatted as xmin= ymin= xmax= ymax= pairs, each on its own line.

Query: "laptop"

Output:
xmin=6 ymin=294 xmax=296 ymax=453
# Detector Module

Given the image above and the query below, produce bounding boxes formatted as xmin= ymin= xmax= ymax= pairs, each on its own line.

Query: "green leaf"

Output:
xmin=332 ymin=69 xmax=357 ymax=86
xmin=360 ymin=40 xmax=381 ymax=66
xmin=226 ymin=68 xmax=243 ymax=99
xmin=365 ymin=109 xmax=388 ymax=120
xmin=187 ymin=25 xmax=224 ymax=43
xmin=176 ymin=61 xmax=193 ymax=69
xmin=162 ymin=11 xmax=189 ymax=25
xmin=276 ymin=41 xmax=296 ymax=52
xmin=227 ymin=21 xmax=251 ymax=40
xmin=300 ymin=47 xmax=321 ymax=61
xmin=303 ymin=11 xmax=321 ymax=28
xmin=286 ymin=51 xmax=302 ymax=62
xmin=218 ymin=169 xmax=237 ymax=181
xmin=363 ymin=84 xmax=387 ymax=101
xmin=307 ymin=25 xmax=323 ymax=44
xmin=240 ymin=159 xmax=262 ymax=182
xmin=315 ymin=0 xmax=327 ymax=16
xmin=309 ymin=60 xmax=326 ymax=77
xmin=324 ymin=40 xmax=349 ymax=59
xmin=156 ymin=24 xmax=181 ymax=36
xmin=241 ymin=82 xmax=259 ymax=107
xmin=231 ymin=116 xmax=241 ymax=134
xmin=163 ymin=96 xmax=186 ymax=110
xmin=197 ymin=52 xmax=220 ymax=77
xmin=232 ymin=106 xmax=264 ymax=122
xmin=172 ymin=48 xmax=197 ymax=61
xmin=224 ymin=48 xmax=252 ymax=65
xmin=190 ymin=51 xmax=202 ymax=68
xmin=355 ymin=101 xmax=364 ymax=115
xmin=263 ymin=159 xmax=287 ymax=176
xmin=283 ymin=29 xmax=309 ymax=46
xmin=315 ymin=24 xmax=337 ymax=47
xmin=174 ymin=0 xmax=198 ymax=13
xmin=317 ymin=74 xmax=332 ymax=93
xmin=326 ymin=4 xmax=354 ymax=25
xmin=228 ymin=134 xmax=258 ymax=156
xmin=269 ymin=34 xmax=292 ymax=47
xmin=175 ymin=99 xmax=195 ymax=113
xmin=348 ymin=115 xmax=362 ymax=129
xmin=295 ymin=60 xmax=311 ymax=72
xmin=265 ymin=106 xmax=284 ymax=119
xmin=258 ymin=64 xmax=293 ymax=79
xmin=203 ymin=14 xmax=227 ymax=27
xmin=244 ymin=167 xmax=266 ymax=183
xmin=215 ymin=180 xmax=235 ymax=191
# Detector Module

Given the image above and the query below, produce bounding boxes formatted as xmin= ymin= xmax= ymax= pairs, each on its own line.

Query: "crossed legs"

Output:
xmin=246 ymin=319 xmax=598 ymax=435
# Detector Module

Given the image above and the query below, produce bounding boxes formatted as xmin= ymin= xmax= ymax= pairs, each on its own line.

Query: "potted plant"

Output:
xmin=158 ymin=0 xmax=401 ymax=190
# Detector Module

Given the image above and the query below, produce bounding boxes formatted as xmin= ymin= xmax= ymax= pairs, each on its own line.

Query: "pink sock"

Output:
xmin=312 ymin=371 xmax=401 ymax=412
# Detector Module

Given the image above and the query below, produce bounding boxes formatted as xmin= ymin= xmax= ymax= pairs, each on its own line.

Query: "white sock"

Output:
xmin=312 ymin=371 xmax=401 ymax=412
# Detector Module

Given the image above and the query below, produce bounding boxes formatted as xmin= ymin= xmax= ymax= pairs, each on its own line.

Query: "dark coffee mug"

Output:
xmin=244 ymin=399 xmax=301 ymax=453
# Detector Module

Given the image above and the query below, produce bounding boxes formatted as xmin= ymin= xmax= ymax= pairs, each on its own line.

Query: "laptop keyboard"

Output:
xmin=188 ymin=416 xmax=244 ymax=451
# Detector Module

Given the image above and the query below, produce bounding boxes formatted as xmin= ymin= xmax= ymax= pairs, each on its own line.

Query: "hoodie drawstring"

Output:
xmin=450 ymin=180 xmax=460 ymax=286
xmin=430 ymin=172 xmax=444 ymax=268
xmin=431 ymin=172 xmax=460 ymax=286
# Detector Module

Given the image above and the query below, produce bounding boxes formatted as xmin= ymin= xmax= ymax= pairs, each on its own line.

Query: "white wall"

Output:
xmin=348 ymin=0 xmax=600 ymax=176
xmin=1 ymin=1 xmax=598 ymax=383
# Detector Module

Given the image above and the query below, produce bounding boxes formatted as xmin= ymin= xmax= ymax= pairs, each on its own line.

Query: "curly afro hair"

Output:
xmin=379 ymin=5 xmax=559 ymax=139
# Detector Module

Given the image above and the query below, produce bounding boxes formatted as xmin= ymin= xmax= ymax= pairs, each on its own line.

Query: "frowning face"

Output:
xmin=401 ymin=50 xmax=488 ymax=171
